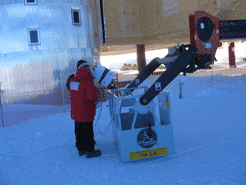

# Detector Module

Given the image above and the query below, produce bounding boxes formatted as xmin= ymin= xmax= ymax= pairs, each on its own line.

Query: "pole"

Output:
xmin=178 ymin=83 xmax=184 ymax=99
xmin=178 ymin=75 xmax=184 ymax=99
xmin=0 ymin=82 xmax=4 ymax=127
xmin=137 ymin=44 xmax=146 ymax=74
xmin=229 ymin=42 xmax=236 ymax=67
xmin=211 ymin=64 xmax=213 ymax=87
xmin=62 ymin=71 xmax=66 ymax=113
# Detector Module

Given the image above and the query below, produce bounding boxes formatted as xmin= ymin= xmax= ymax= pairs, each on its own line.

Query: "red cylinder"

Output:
xmin=137 ymin=44 xmax=146 ymax=74
xmin=229 ymin=42 xmax=236 ymax=67
xmin=189 ymin=11 xmax=220 ymax=67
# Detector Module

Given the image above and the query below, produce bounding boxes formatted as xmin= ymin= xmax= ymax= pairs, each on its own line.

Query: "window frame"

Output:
xmin=71 ymin=9 xmax=81 ymax=25
xmin=24 ymin=0 xmax=37 ymax=5
xmin=27 ymin=28 xmax=41 ymax=46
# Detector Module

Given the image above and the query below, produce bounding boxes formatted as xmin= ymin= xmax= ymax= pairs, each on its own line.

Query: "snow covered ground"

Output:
xmin=0 ymin=66 xmax=246 ymax=184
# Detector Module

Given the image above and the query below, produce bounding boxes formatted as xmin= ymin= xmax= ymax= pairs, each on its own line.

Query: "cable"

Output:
xmin=94 ymin=102 xmax=113 ymax=135
xmin=97 ymin=118 xmax=113 ymax=135
xmin=93 ymin=87 xmax=113 ymax=135
xmin=95 ymin=87 xmax=103 ymax=108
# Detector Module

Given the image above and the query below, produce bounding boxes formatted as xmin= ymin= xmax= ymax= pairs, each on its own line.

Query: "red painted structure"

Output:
xmin=137 ymin=44 xmax=147 ymax=74
xmin=189 ymin=11 xmax=220 ymax=67
xmin=229 ymin=42 xmax=236 ymax=67
xmin=112 ymin=11 xmax=242 ymax=100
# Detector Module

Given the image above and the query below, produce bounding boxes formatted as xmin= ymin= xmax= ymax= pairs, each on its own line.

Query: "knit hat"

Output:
xmin=77 ymin=60 xmax=89 ymax=69
xmin=76 ymin=60 xmax=94 ymax=77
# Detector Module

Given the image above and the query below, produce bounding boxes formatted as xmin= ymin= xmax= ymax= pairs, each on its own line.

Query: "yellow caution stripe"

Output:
xmin=129 ymin=147 xmax=168 ymax=160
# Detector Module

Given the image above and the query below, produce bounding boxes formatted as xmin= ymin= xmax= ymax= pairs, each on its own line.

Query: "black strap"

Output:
xmin=66 ymin=74 xmax=75 ymax=91
xmin=98 ymin=68 xmax=109 ymax=84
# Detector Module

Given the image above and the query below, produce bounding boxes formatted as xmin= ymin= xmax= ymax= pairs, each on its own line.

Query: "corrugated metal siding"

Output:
xmin=0 ymin=0 xmax=89 ymax=5
xmin=0 ymin=0 xmax=100 ymax=106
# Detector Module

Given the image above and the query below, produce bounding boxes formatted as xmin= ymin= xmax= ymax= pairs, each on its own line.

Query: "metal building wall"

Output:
xmin=0 ymin=0 xmax=101 ymax=106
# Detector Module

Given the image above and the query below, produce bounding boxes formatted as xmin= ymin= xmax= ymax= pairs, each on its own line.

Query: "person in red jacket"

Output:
xmin=68 ymin=60 xmax=101 ymax=158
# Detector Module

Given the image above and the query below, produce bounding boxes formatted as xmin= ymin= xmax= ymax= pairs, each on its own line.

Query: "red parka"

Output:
xmin=69 ymin=66 xmax=98 ymax=122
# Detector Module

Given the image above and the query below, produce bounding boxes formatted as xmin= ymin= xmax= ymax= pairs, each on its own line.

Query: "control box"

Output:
xmin=108 ymin=87 xmax=174 ymax=162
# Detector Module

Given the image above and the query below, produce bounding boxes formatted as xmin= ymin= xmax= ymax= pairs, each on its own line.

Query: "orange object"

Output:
xmin=189 ymin=11 xmax=220 ymax=67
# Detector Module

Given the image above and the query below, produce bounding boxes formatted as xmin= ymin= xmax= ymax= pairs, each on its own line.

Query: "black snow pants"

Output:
xmin=75 ymin=121 xmax=95 ymax=152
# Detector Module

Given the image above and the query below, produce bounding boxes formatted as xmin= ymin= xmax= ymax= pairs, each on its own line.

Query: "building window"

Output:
xmin=27 ymin=28 xmax=41 ymax=45
xmin=72 ymin=9 xmax=81 ymax=25
xmin=25 ymin=0 xmax=37 ymax=5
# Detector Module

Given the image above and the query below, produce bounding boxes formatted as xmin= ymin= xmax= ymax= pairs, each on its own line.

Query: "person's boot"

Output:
xmin=86 ymin=149 xmax=101 ymax=158
xmin=78 ymin=150 xmax=86 ymax=156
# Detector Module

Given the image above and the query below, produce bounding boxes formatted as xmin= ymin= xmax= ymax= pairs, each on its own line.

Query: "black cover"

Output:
xmin=197 ymin=17 xmax=214 ymax=42
xmin=219 ymin=20 xmax=246 ymax=40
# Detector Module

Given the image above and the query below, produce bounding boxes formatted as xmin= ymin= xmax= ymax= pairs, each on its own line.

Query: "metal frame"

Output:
xmin=71 ymin=9 xmax=81 ymax=25
xmin=0 ymin=82 xmax=4 ymax=127
xmin=27 ymin=28 xmax=41 ymax=45
xmin=108 ymin=86 xmax=148 ymax=125
xmin=24 ymin=0 xmax=37 ymax=5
